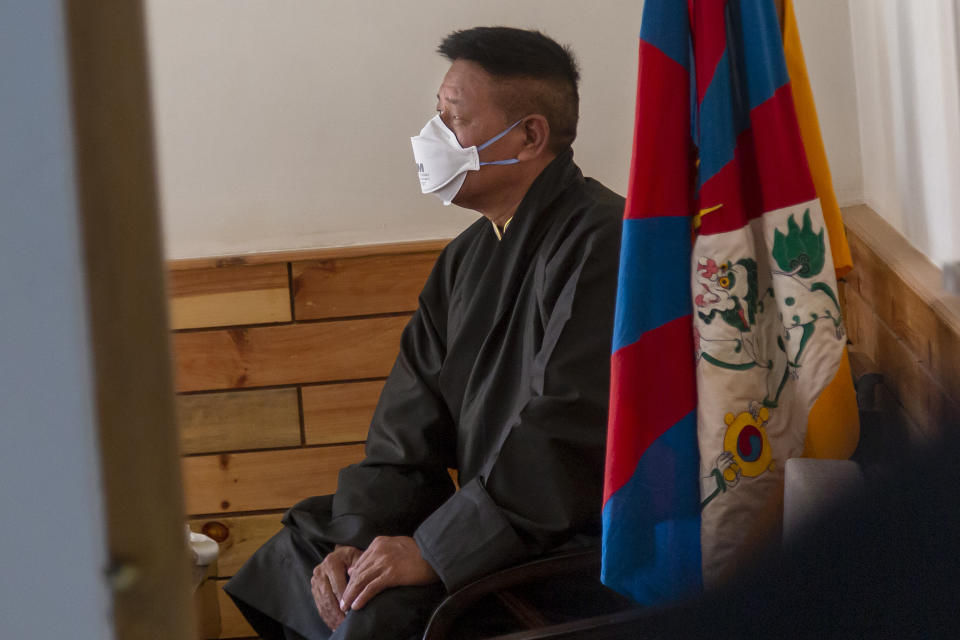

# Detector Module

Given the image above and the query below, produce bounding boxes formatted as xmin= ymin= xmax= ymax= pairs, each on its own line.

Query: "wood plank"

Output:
xmin=169 ymin=263 xmax=289 ymax=298
xmin=189 ymin=514 xmax=283 ymax=578
xmin=168 ymin=238 xmax=450 ymax=271
xmin=170 ymin=289 xmax=291 ymax=330
xmin=292 ymin=252 xmax=437 ymax=320
xmin=215 ymin=579 xmax=256 ymax=638
xmin=182 ymin=445 xmax=365 ymax=515
xmin=172 ymin=315 xmax=408 ymax=392
xmin=302 ymin=381 xmax=384 ymax=445
xmin=177 ymin=389 xmax=301 ymax=455
xmin=168 ymin=263 xmax=291 ymax=329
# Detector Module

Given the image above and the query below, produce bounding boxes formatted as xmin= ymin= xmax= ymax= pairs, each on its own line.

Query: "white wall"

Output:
xmin=848 ymin=0 xmax=960 ymax=267
xmin=0 ymin=3 xmax=114 ymax=639
xmin=147 ymin=0 xmax=865 ymax=260
xmin=793 ymin=0 xmax=863 ymax=207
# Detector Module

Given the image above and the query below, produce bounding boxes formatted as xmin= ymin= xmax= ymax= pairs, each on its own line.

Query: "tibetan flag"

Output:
xmin=602 ymin=0 xmax=858 ymax=603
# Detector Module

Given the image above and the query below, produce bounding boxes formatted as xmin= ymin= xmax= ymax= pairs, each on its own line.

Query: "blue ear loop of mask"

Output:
xmin=477 ymin=119 xmax=523 ymax=166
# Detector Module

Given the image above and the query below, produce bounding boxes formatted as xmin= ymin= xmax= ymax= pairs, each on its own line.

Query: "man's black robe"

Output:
xmin=225 ymin=149 xmax=624 ymax=640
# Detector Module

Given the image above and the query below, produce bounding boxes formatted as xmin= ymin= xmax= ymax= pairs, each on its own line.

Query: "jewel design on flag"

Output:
xmin=701 ymin=403 xmax=774 ymax=508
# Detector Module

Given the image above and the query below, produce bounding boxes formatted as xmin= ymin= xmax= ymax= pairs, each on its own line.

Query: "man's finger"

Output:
xmin=322 ymin=591 xmax=346 ymax=632
xmin=311 ymin=569 xmax=345 ymax=630
xmin=339 ymin=567 xmax=369 ymax=611
xmin=310 ymin=571 xmax=327 ymax=606
xmin=350 ymin=575 xmax=388 ymax=611
xmin=346 ymin=550 xmax=381 ymax=582
xmin=346 ymin=559 xmax=362 ymax=578
xmin=348 ymin=545 xmax=376 ymax=576
xmin=323 ymin=561 xmax=348 ymax=601
xmin=340 ymin=574 xmax=364 ymax=613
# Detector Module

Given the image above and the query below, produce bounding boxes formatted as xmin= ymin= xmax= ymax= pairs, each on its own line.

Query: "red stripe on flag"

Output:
xmin=750 ymin=83 xmax=815 ymax=210
xmin=696 ymin=84 xmax=816 ymax=236
xmin=603 ymin=315 xmax=697 ymax=504
xmin=624 ymin=40 xmax=694 ymax=220
xmin=692 ymin=0 xmax=728 ymax=103
xmin=697 ymin=128 xmax=762 ymax=234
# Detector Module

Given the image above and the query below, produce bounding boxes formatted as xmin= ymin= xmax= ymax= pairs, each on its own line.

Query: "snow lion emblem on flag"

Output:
xmin=694 ymin=209 xmax=843 ymax=409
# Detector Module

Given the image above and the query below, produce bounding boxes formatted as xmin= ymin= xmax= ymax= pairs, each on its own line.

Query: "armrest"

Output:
xmin=422 ymin=547 xmax=604 ymax=640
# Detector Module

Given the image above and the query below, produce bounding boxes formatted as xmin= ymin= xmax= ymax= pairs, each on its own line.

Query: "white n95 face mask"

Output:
xmin=410 ymin=114 xmax=522 ymax=205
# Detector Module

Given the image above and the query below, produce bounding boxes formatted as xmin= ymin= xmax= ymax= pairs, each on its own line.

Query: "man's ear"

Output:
xmin=516 ymin=115 xmax=551 ymax=160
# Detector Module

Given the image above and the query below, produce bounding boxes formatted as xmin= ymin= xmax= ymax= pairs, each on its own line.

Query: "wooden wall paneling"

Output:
xmin=216 ymin=579 xmax=256 ymax=638
xmin=173 ymin=315 xmax=409 ymax=392
xmin=169 ymin=263 xmax=291 ymax=330
xmin=845 ymin=230 xmax=934 ymax=365
xmin=847 ymin=229 xmax=960 ymax=405
xmin=302 ymin=380 xmax=385 ymax=445
xmin=189 ymin=514 xmax=284 ymax=578
xmin=292 ymin=252 xmax=438 ymax=320
xmin=844 ymin=286 xmax=958 ymax=442
xmin=182 ymin=445 xmax=365 ymax=515
xmin=177 ymin=388 xmax=301 ymax=454
xmin=843 ymin=206 xmax=960 ymax=406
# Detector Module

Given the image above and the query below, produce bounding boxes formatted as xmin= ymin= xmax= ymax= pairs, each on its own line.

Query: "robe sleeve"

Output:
xmin=413 ymin=215 xmax=621 ymax=592
xmin=324 ymin=255 xmax=458 ymax=549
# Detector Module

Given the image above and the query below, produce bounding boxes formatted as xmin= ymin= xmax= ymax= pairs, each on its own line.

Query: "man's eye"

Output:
xmin=439 ymin=112 xmax=461 ymax=128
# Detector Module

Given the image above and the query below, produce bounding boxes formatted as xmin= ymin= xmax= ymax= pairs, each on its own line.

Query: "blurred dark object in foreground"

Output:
xmin=627 ymin=416 xmax=960 ymax=639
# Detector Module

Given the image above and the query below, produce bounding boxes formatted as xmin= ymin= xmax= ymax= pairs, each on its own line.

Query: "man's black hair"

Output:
xmin=438 ymin=27 xmax=581 ymax=153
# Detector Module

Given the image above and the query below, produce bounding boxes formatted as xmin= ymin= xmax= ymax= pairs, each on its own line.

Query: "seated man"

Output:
xmin=225 ymin=26 xmax=625 ymax=640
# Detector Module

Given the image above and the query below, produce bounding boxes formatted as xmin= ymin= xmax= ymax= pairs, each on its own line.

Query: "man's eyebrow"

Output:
xmin=436 ymin=93 xmax=460 ymax=104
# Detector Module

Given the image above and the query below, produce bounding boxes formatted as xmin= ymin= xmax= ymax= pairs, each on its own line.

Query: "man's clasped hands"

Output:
xmin=310 ymin=536 xmax=440 ymax=630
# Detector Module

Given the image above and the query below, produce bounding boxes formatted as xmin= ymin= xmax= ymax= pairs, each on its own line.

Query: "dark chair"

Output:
xmin=421 ymin=547 xmax=646 ymax=640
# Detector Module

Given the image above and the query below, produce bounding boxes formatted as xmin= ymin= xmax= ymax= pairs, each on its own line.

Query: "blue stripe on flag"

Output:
xmin=697 ymin=48 xmax=744 ymax=186
xmin=612 ymin=217 xmax=692 ymax=354
xmin=640 ymin=0 xmax=690 ymax=71
xmin=601 ymin=411 xmax=702 ymax=604
xmin=698 ymin=0 xmax=791 ymax=186
xmin=730 ymin=0 xmax=789 ymax=110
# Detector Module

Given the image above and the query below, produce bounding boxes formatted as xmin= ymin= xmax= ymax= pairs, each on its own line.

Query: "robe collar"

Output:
xmin=507 ymin=148 xmax=583 ymax=237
